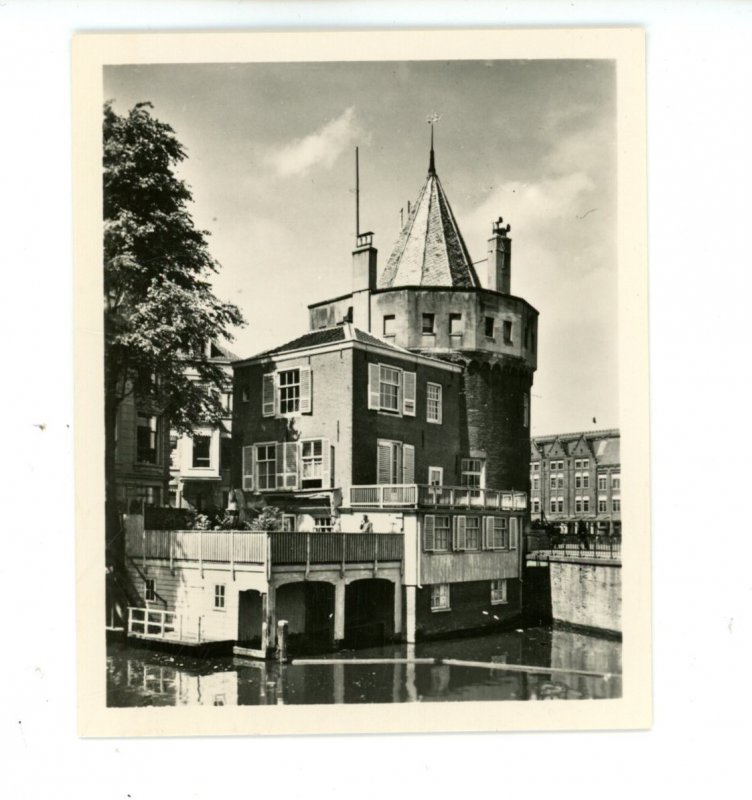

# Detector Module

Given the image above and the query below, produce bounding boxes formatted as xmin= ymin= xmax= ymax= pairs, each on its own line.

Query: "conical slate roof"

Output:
xmin=378 ymin=154 xmax=480 ymax=289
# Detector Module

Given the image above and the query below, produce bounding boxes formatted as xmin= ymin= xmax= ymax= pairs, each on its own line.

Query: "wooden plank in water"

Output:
xmin=440 ymin=658 xmax=619 ymax=679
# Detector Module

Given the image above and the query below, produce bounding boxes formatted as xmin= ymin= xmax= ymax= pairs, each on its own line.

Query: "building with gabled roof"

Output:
xmin=530 ymin=429 xmax=621 ymax=535
xmin=122 ymin=135 xmax=541 ymax=653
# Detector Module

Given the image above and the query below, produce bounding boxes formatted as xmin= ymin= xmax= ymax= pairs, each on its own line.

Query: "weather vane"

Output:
xmin=427 ymin=113 xmax=441 ymax=174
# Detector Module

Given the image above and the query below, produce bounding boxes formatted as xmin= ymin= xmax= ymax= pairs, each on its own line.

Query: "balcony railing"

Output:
xmin=125 ymin=528 xmax=403 ymax=570
xmin=349 ymin=484 xmax=527 ymax=511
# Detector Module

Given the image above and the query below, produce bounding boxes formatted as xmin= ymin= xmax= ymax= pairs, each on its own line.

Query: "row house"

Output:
xmin=529 ymin=429 xmax=621 ymax=535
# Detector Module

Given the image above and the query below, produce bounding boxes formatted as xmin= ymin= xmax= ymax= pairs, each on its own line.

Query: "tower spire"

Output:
xmin=427 ymin=112 xmax=441 ymax=175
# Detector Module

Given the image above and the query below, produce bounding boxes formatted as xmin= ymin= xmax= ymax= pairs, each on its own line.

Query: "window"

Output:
xmin=256 ymin=444 xmax=276 ymax=490
xmin=575 ymin=473 xmax=582 ymax=489
xmin=383 ymin=314 xmax=396 ymax=337
xmin=426 ymin=382 xmax=442 ymax=423
xmin=279 ymin=368 xmax=301 ymax=414
xmin=263 ymin=368 xmax=312 ymax=417
xmin=431 ymin=584 xmax=450 ymax=612
xmin=136 ymin=415 xmax=158 ymax=464
xmin=466 ymin=517 xmax=481 ymax=550
xmin=192 ymin=435 xmax=211 ymax=468
xmin=531 ymin=463 xmax=540 ymax=472
xmin=582 ymin=473 xmax=589 ymax=489
xmin=598 ymin=497 xmax=608 ymax=513
xmin=369 ymin=364 xmax=416 ymax=416
xmin=598 ymin=475 xmax=607 ymax=491
xmin=550 ymin=497 xmax=557 ymax=514
xmin=379 ymin=365 xmax=400 ymax=412
xmin=377 ymin=439 xmax=414 ymax=485
xmin=491 ymin=579 xmax=508 ymax=605
xmin=449 ymin=313 xmax=463 ymax=336
xmin=461 ymin=458 xmax=485 ymax=489
xmin=301 ymin=439 xmax=325 ymax=488
xmin=612 ymin=496 xmax=621 ymax=512
xmin=144 ymin=579 xmax=156 ymax=602
xmin=486 ymin=517 xmax=508 ymax=549
xmin=484 ymin=316 xmax=495 ymax=338
xmin=612 ymin=473 xmax=621 ymax=489
xmin=523 ymin=393 xmax=530 ymax=428
xmin=503 ymin=320 xmax=513 ymax=344
xmin=581 ymin=459 xmax=590 ymax=469
xmin=558 ymin=497 xmax=564 ymax=513
xmin=241 ymin=385 xmax=250 ymax=403
xmin=532 ymin=476 xmax=540 ymax=491
xmin=214 ymin=584 xmax=226 ymax=610
xmin=550 ymin=474 xmax=558 ymax=490
xmin=424 ymin=515 xmax=451 ymax=552
xmin=428 ymin=466 xmax=443 ymax=486
xmin=421 ymin=313 xmax=435 ymax=334
xmin=551 ymin=496 xmax=564 ymax=513
xmin=532 ymin=499 xmax=540 ymax=513
xmin=313 ymin=516 xmax=333 ymax=532
xmin=221 ymin=391 xmax=233 ymax=414
xmin=575 ymin=497 xmax=583 ymax=513
xmin=582 ymin=497 xmax=590 ymax=513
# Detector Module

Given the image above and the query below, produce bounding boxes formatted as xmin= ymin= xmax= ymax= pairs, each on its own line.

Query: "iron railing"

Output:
xmin=349 ymin=484 xmax=527 ymax=510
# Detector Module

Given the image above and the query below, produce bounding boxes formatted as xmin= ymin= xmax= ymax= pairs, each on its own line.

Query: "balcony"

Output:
xmin=349 ymin=484 xmax=527 ymax=511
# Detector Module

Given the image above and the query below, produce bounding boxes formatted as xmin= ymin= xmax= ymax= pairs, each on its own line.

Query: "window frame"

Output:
xmin=490 ymin=579 xmax=508 ymax=605
xmin=465 ymin=516 xmax=481 ymax=550
xmin=448 ymin=312 xmax=463 ymax=337
xmin=214 ymin=584 xmax=226 ymax=611
xmin=383 ymin=314 xmax=396 ymax=338
xmin=430 ymin=584 xmax=451 ymax=612
xmin=461 ymin=457 xmax=485 ymax=489
xmin=278 ymin=367 xmax=301 ymax=415
xmin=191 ymin=434 xmax=212 ymax=469
xmin=426 ymin=382 xmax=443 ymax=424
xmin=136 ymin=414 xmax=159 ymax=465
xmin=144 ymin=578 xmax=156 ymax=603
xmin=300 ymin=438 xmax=325 ymax=489
xmin=421 ymin=313 xmax=435 ymax=335
xmin=484 ymin=316 xmax=495 ymax=339
xmin=255 ymin=442 xmax=277 ymax=491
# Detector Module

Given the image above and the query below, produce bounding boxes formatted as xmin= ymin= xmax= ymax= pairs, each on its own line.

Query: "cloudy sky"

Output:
xmin=104 ymin=59 xmax=616 ymax=436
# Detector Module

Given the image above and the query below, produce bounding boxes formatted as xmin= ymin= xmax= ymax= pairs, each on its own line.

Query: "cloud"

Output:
xmin=265 ymin=107 xmax=359 ymax=177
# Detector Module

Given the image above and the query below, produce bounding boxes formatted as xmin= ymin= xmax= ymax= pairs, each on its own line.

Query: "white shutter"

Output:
xmin=509 ymin=517 xmax=519 ymax=549
xmin=377 ymin=441 xmax=391 ymax=485
xmin=482 ymin=516 xmax=491 ymax=550
xmin=284 ymin=442 xmax=298 ymax=489
xmin=454 ymin=516 xmax=467 ymax=551
xmin=262 ymin=373 xmax=275 ymax=417
xmin=252 ymin=445 xmax=260 ymax=491
xmin=321 ymin=439 xmax=331 ymax=488
xmin=402 ymin=370 xmax=416 ymax=416
xmin=242 ymin=446 xmax=254 ymax=491
xmin=402 ymin=444 xmax=415 ymax=484
xmin=276 ymin=442 xmax=285 ymax=488
xmin=299 ymin=366 xmax=312 ymax=413
xmin=423 ymin=515 xmax=435 ymax=552
xmin=368 ymin=363 xmax=381 ymax=410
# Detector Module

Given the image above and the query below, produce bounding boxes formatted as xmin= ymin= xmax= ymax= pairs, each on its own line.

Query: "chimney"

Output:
xmin=487 ymin=217 xmax=512 ymax=294
xmin=352 ymin=231 xmax=377 ymax=331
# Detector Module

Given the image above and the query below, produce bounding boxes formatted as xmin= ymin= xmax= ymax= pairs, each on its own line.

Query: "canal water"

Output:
xmin=107 ymin=626 xmax=621 ymax=706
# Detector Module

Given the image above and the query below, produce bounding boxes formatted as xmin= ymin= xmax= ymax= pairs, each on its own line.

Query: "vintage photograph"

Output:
xmin=75 ymin=29 xmax=650 ymax=735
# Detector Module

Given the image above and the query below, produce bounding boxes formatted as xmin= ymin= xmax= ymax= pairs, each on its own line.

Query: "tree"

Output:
xmin=103 ymin=101 xmax=245 ymax=566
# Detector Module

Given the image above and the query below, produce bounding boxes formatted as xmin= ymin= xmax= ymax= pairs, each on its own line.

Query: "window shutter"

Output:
xmin=509 ymin=517 xmax=519 ymax=549
xmin=454 ymin=516 xmax=467 ymax=551
xmin=242 ymin=446 xmax=254 ymax=491
xmin=482 ymin=516 xmax=491 ymax=550
xmin=402 ymin=444 xmax=415 ymax=484
xmin=403 ymin=370 xmax=416 ymax=416
xmin=299 ymin=366 xmax=312 ymax=413
xmin=276 ymin=442 xmax=285 ymax=488
xmin=423 ymin=515 xmax=435 ymax=552
xmin=377 ymin=441 xmax=391 ymax=485
xmin=262 ymin=373 xmax=275 ymax=417
xmin=368 ymin=363 xmax=381 ymax=410
xmin=252 ymin=445 xmax=259 ymax=490
xmin=321 ymin=439 xmax=331 ymax=488
xmin=285 ymin=442 xmax=299 ymax=489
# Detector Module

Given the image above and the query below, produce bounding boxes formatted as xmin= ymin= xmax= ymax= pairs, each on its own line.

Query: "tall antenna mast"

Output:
xmin=355 ymin=146 xmax=360 ymax=239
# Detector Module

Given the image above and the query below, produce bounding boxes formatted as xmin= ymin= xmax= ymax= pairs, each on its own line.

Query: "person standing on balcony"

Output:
xmin=360 ymin=515 xmax=373 ymax=533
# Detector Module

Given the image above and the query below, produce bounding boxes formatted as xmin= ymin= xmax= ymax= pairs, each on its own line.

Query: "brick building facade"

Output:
xmin=530 ymin=429 xmax=621 ymax=535
xmin=230 ymin=141 xmax=538 ymax=641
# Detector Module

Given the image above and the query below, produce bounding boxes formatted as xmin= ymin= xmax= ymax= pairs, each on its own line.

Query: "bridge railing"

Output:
xmin=269 ymin=532 xmax=403 ymax=566
xmin=528 ymin=538 xmax=621 ymax=562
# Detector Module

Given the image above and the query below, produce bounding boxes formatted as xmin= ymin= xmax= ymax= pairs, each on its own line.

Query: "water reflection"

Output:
xmin=107 ymin=626 xmax=622 ymax=707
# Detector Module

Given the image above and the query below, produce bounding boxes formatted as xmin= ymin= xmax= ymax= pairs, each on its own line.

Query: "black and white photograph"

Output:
xmin=74 ymin=28 xmax=650 ymax=736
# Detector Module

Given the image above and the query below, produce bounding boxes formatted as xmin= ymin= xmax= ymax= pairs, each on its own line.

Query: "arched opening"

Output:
xmin=344 ymin=578 xmax=395 ymax=648
xmin=275 ymin=581 xmax=335 ymax=654
xmin=237 ymin=589 xmax=263 ymax=649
